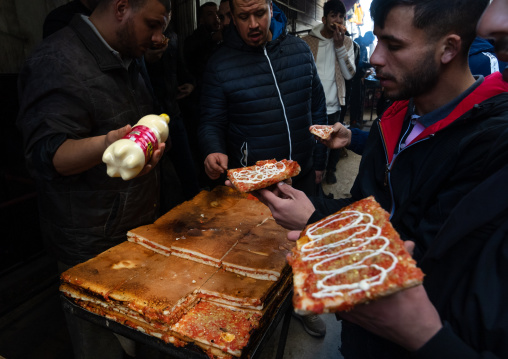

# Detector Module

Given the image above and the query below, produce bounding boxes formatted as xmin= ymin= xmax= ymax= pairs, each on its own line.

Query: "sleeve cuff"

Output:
xmin=347 ymin=128 xmax=368 ymax=155
xmin=335 ymin=46 xmax=347 ymax=58
xmin=32 ymin=133 xmax=68 ymax=180
xmin=411 ymin=322 xmax=478 ymax=359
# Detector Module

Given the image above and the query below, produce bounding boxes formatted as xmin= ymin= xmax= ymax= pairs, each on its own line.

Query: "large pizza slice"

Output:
xmin=227 ymin=159 xmax=301 ymax=193
xmin=309 ymin=125 xmax=334 ymax=140
xmin=289 ymin=196 xmax=424 ymax=314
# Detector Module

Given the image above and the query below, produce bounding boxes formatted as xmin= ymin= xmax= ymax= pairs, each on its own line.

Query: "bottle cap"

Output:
xmin=159 ymin=113 xmax=170 ymax=124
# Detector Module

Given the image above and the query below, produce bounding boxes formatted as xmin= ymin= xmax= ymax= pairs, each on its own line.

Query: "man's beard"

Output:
xmin=385 ymin=56 xmax=440 ymax=101
xmin=116 ymin=18 xmax=140 ymax=59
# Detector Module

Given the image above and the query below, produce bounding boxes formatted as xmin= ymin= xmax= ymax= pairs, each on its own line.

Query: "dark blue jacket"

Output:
xmin=198 ymin=6 xmax=327 ymax=176
xmin=469 ymin=37 xmax=507 ymax=77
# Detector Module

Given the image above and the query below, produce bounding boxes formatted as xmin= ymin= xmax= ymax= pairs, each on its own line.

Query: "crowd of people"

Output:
xmin=16 ymin=0 xmax=508 ymax=358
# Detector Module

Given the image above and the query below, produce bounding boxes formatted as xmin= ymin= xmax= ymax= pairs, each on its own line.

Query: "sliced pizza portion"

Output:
xmin=227 ymin=159 xmax=301 ymax=193
xmin=60 ymin=241 xmax=157 ymax=299
xmin=127 ymin=188 xmax=267 ymax=265
xmin=172 ymin=300 xmax=262 ymax=358
xmin=197 ymin=270 xmax=279 ymax=310
xmin=289 ymin=196 xmax=424 ymax=314
xmin=309 ymin=125 xmax=334 ymax=140
xmin=221 ymin=217 xmax=294 ymax=281
xmin=165 ymin=198 xmax=269 ymax=266
xmin=106 ymin=254 xmax=217 ymax=327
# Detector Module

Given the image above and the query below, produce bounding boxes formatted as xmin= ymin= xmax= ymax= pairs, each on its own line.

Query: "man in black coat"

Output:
xmin=249 ymin=0 xmax=508 ymax=357
xmin=198 ymin=0 xmax=327 ymax=198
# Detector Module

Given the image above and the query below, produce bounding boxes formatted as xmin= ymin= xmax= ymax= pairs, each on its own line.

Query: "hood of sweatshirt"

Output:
xmin=310 ymin=23 xmax=328 ymax=41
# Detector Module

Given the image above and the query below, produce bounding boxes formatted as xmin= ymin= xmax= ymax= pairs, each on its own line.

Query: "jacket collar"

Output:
xmin=379 ymin=72 xmax=508 ymax=163
xmin=68 ymin=14 xmax=128 ymax=72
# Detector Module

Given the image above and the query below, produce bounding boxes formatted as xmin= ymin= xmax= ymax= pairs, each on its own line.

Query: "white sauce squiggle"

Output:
xmin=231 ymin=162 xmax=286 ymax=184
xmin=302 ymin=211 xmax=398 ymax=299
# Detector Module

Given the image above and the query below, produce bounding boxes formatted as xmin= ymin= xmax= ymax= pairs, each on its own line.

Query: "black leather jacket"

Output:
xmin=17 ymin=15 xmax=159 ymax=266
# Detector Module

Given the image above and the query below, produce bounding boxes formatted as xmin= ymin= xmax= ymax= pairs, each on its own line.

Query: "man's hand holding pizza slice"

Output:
xmin=310 ymin=123 xmax=352 ymax=149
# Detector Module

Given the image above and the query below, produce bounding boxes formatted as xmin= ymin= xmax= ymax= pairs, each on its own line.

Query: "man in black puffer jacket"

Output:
xmin=198 ymin=0 xmax=327 ymax=196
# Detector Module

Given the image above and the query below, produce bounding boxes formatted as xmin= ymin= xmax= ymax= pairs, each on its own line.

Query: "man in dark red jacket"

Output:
xmin=247 ymin=0 xmax=508 ymax=357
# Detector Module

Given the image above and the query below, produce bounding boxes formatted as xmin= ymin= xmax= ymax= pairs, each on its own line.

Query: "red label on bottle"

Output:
xmin=123 ymin=125 xmax=159 ymax=164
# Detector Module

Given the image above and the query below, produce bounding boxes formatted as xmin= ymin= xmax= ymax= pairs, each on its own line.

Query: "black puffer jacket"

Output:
xmin=17 ymin=15 xmax=159 ymax=266
xmin=310 ymin=72 xmax=508 ymax=358
xmin=198 ymin=18 xmax=327 ymax=176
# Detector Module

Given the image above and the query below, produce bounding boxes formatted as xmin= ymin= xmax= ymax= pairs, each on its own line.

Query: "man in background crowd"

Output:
xmin=302 ymin=0 xmax=355 ymax=185
xmin=218 ymin=0 xmax=232 ymax=30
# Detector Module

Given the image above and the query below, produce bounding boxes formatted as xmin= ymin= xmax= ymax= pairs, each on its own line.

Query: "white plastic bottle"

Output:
xmin=102 ymin=113 xmax=170 ymax=180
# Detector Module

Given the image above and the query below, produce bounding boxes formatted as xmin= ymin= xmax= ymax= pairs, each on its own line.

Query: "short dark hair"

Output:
xmin=97 ymin=0 xmax=171 ymax=12
xmin=323 ymin=0 xmax=346 ymax=17
xmin=199 ymin=2 xmax=217 ymax=19
xmin=229 ymin=0 xmax=271 ymax=14
xmin=370 ymin=0 xmax=489 ymax=56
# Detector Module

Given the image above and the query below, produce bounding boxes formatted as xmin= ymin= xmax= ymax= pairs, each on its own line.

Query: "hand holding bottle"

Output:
xmin=103 ymin=114 xmax=170 ymax=180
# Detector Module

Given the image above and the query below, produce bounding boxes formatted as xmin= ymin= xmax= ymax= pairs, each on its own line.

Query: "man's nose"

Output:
xmin=248 ymin=16 xmax=258 ymax=29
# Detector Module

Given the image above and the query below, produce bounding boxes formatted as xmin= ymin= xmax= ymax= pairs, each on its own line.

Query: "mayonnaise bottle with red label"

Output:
xmin=102 ymin=113 xmax=170 ymax=180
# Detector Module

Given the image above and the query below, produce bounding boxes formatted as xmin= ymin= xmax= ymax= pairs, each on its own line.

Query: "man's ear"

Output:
xmin=114 ymin=0 xmax=129 ymax=21
xmin=440 ymin=34 xmax=461 ymax=64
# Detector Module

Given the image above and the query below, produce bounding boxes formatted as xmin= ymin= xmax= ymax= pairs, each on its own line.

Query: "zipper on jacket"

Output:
xmin=263 ymin=45 xmax=293 ymax=160
xmin=378 ymin=123 xmax=434 ymax=219
xmin=377 ymin=123 xmax=396 ymax=218
xmin=241 ymin=142 xmax=248 ymax=167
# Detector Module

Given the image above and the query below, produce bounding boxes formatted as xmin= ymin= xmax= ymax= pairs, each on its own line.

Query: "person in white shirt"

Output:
xmin=303 ymin=0 xmax=356 ymax=185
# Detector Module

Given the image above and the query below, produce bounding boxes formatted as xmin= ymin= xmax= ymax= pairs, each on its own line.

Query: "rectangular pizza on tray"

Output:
xmin=289 ymin=196 xmax=424 ymax=314
xmin=61 ymin=186 xmax=295 ymax=359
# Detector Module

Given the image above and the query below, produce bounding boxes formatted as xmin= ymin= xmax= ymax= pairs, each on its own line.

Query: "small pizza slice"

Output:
xmin=289 ymin=196 xmax=424 ymax=314
xmin=332 ymin=22 xmax=347 ymax=33
xmin=172 ymin=300 xmax=262 ymax=358
xmin=310 ymin=125 xmax=334 ymax=140
xmin=227 ymin=159 xmax=300 ymax=193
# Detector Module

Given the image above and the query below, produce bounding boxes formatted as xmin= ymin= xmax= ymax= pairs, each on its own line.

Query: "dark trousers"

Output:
xmin=293 ymin=168 xmax=317 ymax=197
xmin=326 ymin=110 xmax=342 ymax=172
xmin=349 ymin=77 xmax=365 ymax=128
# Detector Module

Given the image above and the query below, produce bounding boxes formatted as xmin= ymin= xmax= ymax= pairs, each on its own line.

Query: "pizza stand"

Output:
xmin=59 ymin=187 xmax=297 ymax=359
